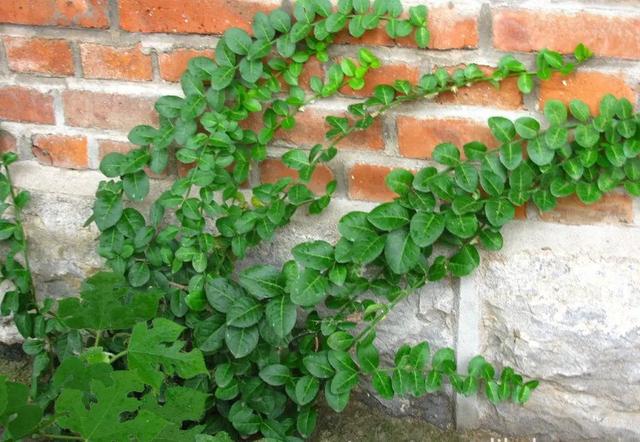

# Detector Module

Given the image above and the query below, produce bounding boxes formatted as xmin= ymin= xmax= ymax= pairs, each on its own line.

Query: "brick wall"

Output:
xmin=0 ymin=0 xmax=638 ymax=226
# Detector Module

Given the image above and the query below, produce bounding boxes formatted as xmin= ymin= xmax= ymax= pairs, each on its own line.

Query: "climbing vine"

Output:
xmin=1 ymin=0 xmax=632 ymax=440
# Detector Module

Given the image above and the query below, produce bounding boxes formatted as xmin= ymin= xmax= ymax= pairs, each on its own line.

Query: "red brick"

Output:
xmin=158 ymin=48 xmax=215 ymax=82
xmin=348 ymin=164 xmax=397 ymax=202
xmin=0 ymin=86 xmax=55 ymax=124
xmin=335 ymin=6 xmax=478 ymax=50
xmin=276 ymin=108 xmax=384 ymax=151
xmin=539 ymin=71 xmax=635 ymax=115
xmin=397 ymin=117 xmax=497 ymax=159
xmin=493 ymin=9 xmax=640 ymax=60
xmin=260 ymin=159 xmax=333 ymax=195
xmin=80 ymin=43 xmax=152 ymax=81
xmin=63 ymin=91 xmax=157 ymax=131
xmin=0 ymin=131 xmax=16 ymax=154
xmin=31 ymin=134 xmax=88 ymax=169
xmin=4 ymin=37 xmax=74 ymax=76
xmin=340 ymin=63 xmax=421 ymax=97
xmin=299 ymin=56 xmax=324 ymax=91
xmin=118 ymin=0 xmax=279 ymax=34
xmin=436 ymin=65 xmax=522 ymax=109
xmin=539 ymin=194 xmax=633 ymax=225
xmin=0 ymin=0 xmax=108 ymax=28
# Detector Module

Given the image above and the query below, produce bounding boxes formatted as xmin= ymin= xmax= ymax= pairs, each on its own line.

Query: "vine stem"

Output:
xmin=3 ymin=162 xmax=38 ymax=309
xmin=109 ymin=350 xmax=128 ymax=364
xmin=37 ymin=434 xmax=84 ymax=441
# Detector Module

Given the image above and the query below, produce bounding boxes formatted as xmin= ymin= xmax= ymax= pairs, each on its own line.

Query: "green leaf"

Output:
xmin=432 ymin=143 xmax=460 ymax=166
xmin=576 ymin=182 xmax=602 ymax=204
xmin=100 ymin=152 xmax=126 ymax=177
xmin=238 ymin=265 xmax=283 ymax=299
xmin=328 ymin=332 xmax=354 ymax=351
xmin=445 ymin=212 xmax=478 ymax=239
xmin=356 ymin=343 xmax=379 ymax=374
xmin=415 ymin=27 xmax=430 ymax=49
xmin=514 ymin=117 xmax=540 ymax=139
xmin=56 ymin=371 xmax=148 ymax=440
xmin=448 ymin=245 xmax=480 ymax=277
xmin=239 ymin=58 xmax=263 ymax=82
xmin=303 ymin=351 xmax=335 ymax=378
xmin=574 ymin=43 xmax=593 ymax=62
xmin=454 ymin=163 xmax=478 ymax=193
xmin=575 ymin=124 xmax=600 ymax=148
xmin=211 ymin=65 xmax=236 ymax=90
xmin=544 ymin=100 xmax=567 ymax=125
xmin=463 ymin=142 xmax=487 ymax=160
xmin=225 ymin=325 xmax=259 ymax=358
xmin=373 ymin=85 xmax=395 ymax=105
xmin=295 ymin=376 xmax=320 ymax=405
xmin=569 ymin=99 xmax=590 ymax=122
xmin=409 ymin=212 xmax=444 ymax=247
xmin=128 ymin=318 xmax=208 ymax=388
xmin=338 ymin=211 xmax=377 ymax=241
xmin=265 ymin=296 xmax=296 ymax=339
xmin=226 ymin=295 xmax=263 ymax=328
xmin=372 ymin=370 xmax=394 ymax=400
xmin=367 ymin=202 xmax=410 ymax=231
xmin=224 ymin=28 xmax=252 ymax=55
xmin=205 ymin=277 xmax=244 ymax=313
xmin=351 ymin=235 xmax=385 ymax=264
xmin=292 ymin=240 xmax=334 ymax=271
xmin=259 ymin=364 xmax=291 ymax=386
xmin=330 ymin=370 xmax=359 ymax=395
xmin=122 ymin=171 xmax=150 ymax=201
xmin=57 ymin=272 xmax=161 ymax=330
xmin=488 ymin=117 xmax=516 ymax=143
xmin=282 ymin=149 xmax=309 ymax=170
xmin=291 ymin=268 xmax=328 ymax=307
xmin=499 ymin=141 xmax=523 ymax=170
xmin=270 ymin=9 xmax=291 ymax=32
xmin=484 ymin=198 xmax=515 ymax=227
xmin=385 ymin=228 xmax=421 ymax=274
xmin=94 ymin=194 xmax=123 ymax=230
xmin=527 ymin=137 xmax=554 ymax=166
xmin=386 ymin=169 xmax=414 ymax=195
xmin=517 ymin=73 xmax=533 ymax=94
xmin=297 ymin=407 xmax=318 ymax=438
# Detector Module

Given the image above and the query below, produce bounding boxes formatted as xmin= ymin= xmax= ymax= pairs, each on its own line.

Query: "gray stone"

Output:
xmin=473 ymin=222 xmax=640 ymax=441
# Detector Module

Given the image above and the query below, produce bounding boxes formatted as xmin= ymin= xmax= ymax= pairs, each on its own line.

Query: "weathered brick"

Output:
xmin=0 ymin=86 xmax=55 ymax=124
xmin=118 ymin=0 xmax=279 ymax=34
xmin=63 ymin=90 xmax=157 ymax=131
xmin=80 ymin=43 xmax=152 ymax=81
xmin=397 ymin=117 xmax=497 ymax=159
xmin=436 ymin=65 xmax=522 ymax=109
xmin=0 ymin=0 xmax=108 ymax=28
xmin=31 ymin=134 xmax=88 ymax=169
xmin=539 ymin=194 xmax=633 ymax=225
xmin=493 ymin=9 xmax=640 ymax=60
xmin=158 ymin=48 xmax=215 ymax=82
xmin=0 ymin=131 xmax=16 ymax=154
xmin=348 ymin=163 xmax=397 ymax=202
xmin=4 ymin=37 xmax=74 ymax=76
xmin=335 ymin=6 xmax=478 ymax=49
xmin=340 ymin=63 xmax=421 ymax=97
xmin=539 ymin=71 xmax=635 ymax=115
xmin=276 ymin=108 xmax=384 ymax=151
xmin=260 ymin=159 xmax=334 ymax=195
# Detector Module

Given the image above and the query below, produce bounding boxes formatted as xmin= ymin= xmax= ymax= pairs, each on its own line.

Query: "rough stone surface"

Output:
xmin=473 ymin=222 xmax=640 ymax=441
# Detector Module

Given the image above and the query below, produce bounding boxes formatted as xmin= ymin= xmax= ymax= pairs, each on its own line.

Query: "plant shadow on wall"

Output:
xmin=0 ymin=0 xmax=636 ymax=440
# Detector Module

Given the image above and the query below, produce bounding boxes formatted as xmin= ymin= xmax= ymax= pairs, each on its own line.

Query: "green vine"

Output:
xmin=1 ymin=0 xmax=629 ymax=440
